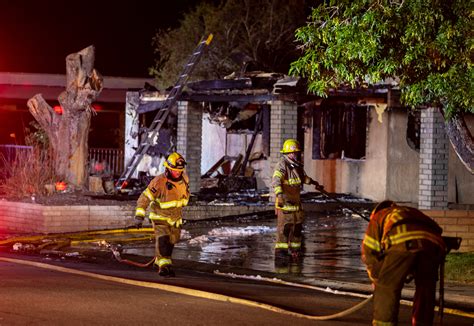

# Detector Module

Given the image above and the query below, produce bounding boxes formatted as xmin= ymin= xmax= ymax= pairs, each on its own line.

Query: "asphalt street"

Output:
xmin=1 ymin=252 xmax=472 ymax=325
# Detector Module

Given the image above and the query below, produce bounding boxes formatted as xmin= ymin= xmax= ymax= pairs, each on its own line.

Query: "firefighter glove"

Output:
xmin=133 ymin=216 xmax=144 ymax=229
xmin=276 ymin=194 xmax=284 ymax=208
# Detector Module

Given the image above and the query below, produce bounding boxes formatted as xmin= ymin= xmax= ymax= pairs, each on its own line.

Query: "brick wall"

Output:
xmin=269 ymin=101 xmax=298 ymax=171
xmin=269 ymin=100 xmax=298 ymax=202
xmin=0 ymin=200 xmax=135 ymax=234
xmin=0 ymin=200 xmax=272 ymax=234
xmin=418 ymin=107 xmax=449 ymax=209
xmin=177 ymin=101 xmax=203 ymax=193
xmin=423 ymin=209 xmax=474 ymax=252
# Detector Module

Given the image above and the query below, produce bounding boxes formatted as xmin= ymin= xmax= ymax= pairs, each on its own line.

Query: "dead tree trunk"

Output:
xmin=442 ymin=109 xmax=474 ymax=174
xmin=27 ymin=46 xmax=103 ymax=188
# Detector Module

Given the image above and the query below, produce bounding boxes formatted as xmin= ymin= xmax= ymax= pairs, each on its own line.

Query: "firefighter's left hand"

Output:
xmin=132 ymin=216 xmax=144 ymax=229
xmin=276 ymin=194 xmax=284 ymax=208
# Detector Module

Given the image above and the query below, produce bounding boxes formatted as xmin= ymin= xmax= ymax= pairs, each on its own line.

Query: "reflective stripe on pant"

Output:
xmin=152 ymin=221 xmax=181 ymax=267
xmin=373 ymin=240 xmax=441 ymax=325
xmin=275 ymin=209 xmax=304 ymax=250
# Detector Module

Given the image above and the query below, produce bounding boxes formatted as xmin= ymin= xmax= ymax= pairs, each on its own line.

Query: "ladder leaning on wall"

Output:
xmin=115 ymin=34 xmax=213 ymax=191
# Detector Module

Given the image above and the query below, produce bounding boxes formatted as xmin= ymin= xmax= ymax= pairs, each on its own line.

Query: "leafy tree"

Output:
xmin=150 ymin=0 xmax=306 ymax=88
xmin=290 ymin=0 xmax=473 ymax=172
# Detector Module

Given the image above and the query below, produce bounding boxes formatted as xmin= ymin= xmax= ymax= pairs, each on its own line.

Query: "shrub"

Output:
xmin=0 ymin=146 xmax=57 ymax=199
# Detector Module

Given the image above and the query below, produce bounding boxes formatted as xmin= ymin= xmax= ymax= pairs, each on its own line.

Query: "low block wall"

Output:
xmin=0 ymin=201 xmax=135 ymax=233
xmin=422 ymin=210 xmax=474 ymax=252
xmin=1 ymin=201 xmax=472 ymax=252
xmin=0 ymin=200 xmax=271 ymax=234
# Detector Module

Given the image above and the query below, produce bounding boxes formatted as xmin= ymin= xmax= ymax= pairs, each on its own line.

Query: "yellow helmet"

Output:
xmin=164 ymin=152 xmax=186 ymax=171
xmin=280 ymin=139 xmax=301 ymax=154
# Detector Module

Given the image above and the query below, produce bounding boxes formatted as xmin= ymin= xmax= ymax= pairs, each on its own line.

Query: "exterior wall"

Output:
xmin=177 ymin=101 xmax=203 ymax=193
xmin=304 ymin=107 xmax=473 ymax=206
xmin=0 ymin=201 xmax=270 ymax=234
xmin=359 ymin=108 xmax=390 ymax=200
xmin=423 ymin=209 xmax=474 ymax=252
xmin=386 ymin=109 xmax=420 ymax=202
xmin=201 ymin=114 xmax=226 ymax=175
xmin=0 ymin=201 xmax=135 ymax=234
xmin=304 ymin=107 xmax=390 ymax=200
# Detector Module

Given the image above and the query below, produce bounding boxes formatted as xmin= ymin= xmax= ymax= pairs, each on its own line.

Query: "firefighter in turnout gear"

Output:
xmin=362 ymin=201 xmax=446 ymax=326
xmin=272 ymin=139 xmax=323 ymax=261
xmin=134 ymin=152 xmax=190 ymax=277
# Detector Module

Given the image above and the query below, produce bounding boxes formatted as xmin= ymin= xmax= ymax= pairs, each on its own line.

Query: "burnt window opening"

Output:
xmin=140 ymin=109 xmax=177 ymax=156
xmin=312 ymin=103 xmax=368 ymax=160
xmin=406 ymin=109 xmax=420 ymax=152
xmin=204 ymin=102 xmax=271 ymax=156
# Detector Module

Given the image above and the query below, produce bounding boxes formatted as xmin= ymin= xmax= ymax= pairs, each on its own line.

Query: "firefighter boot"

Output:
xmin=290 ymin=249 xmax=301 ymax=262
xmin=158 ymin=265 xmax=175 ymax=277
xmin=274 ymin=248 xmax=289 ymax=260
xmin=274 ymin=250 xmax=290 ymax=273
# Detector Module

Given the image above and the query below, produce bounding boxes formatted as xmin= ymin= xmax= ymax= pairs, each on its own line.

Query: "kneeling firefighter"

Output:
xmin=362 ymin=201 xmax=447 ymax=325
xmin=133 ymin=152 xmax=190 ymax=277
xmin=272 ymin=139 xmax=324 ymax=260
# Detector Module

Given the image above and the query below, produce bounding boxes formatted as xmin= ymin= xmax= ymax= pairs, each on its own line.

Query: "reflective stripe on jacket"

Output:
xmin=362 ymin=205 xmax=445 ymax=281
xmin=149 ymin=212 xmax=183 ymax=227
xmin=271 ymin=157 xmax=312 ymax=212
xmin=136 ymin=172 xmax=190 ymax=223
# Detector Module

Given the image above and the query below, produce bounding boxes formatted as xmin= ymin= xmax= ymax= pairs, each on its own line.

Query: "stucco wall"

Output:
xmin=386 ymin=109 xmax=420 ymax=202
xmin=304 ymin=108 xmax=473 ymax=205
xmin=304 ymin=108 xmax=390 ymax=201
xmin=358 ymin=109 xmax=389 ymax=200
xmin=202 ymin=123 xmax=270 ymax=190
xmin=201 ymin=114 xmax=226 ymax=175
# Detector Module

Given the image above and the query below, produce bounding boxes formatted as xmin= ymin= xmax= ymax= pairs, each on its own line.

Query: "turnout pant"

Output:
xmin=373 ymin=240 xmax=443 ymax=326
xmin=152 ymin=221 xmax=181 ymax=268
xmin=275 ymin=209 xmax=304 ymax=251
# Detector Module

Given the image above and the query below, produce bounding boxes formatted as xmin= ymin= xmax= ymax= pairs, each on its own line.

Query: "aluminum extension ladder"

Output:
xmin=116 ymin=34 xmax=213 ymax=190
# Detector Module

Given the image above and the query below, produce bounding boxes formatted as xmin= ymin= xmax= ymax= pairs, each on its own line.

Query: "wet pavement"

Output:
xmin=121 ymin=211 xmax=370 ymax=284
xmin=2 ymin=206 xmax=474 ymax=317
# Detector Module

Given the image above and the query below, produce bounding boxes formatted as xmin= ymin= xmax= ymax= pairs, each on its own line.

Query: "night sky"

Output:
xmin=0 ymin=0 xmax=202 ymax=77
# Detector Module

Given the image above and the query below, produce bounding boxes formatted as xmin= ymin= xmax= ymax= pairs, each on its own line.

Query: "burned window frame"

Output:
xmin=312 ymin=101 xmax=368 ymax=160
xmin=406 ymin=109 xmax=421 ymax=152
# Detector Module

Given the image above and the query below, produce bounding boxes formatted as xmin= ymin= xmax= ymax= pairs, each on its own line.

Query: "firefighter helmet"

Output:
xmin=280 ymin=139 xmax=301 ymax=154
xmin=164 ymin=152 xmax=186 ymax=171
xmin=370 ymin=200 xmax=395 ymax=219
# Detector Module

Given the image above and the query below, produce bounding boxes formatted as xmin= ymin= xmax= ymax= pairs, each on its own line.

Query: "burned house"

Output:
xmin=125 ymin=72 xmax=474 ymax=208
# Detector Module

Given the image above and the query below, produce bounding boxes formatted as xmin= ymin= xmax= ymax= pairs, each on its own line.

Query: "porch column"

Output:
xmin=418 ymin=107 xmax=449 ymax=209
xmin=269 ymin=100 xmax=298 ymax=199
xmin=177 ymin=101 xmax=202 ymax=194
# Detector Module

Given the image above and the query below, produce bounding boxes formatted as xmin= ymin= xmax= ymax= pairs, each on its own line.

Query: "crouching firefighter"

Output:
xmin=133 ymin=152 xmax=190 ymax=277
xmin=362 ymin=200 xmax=448 ymax=326
xmin=272 ymin=139 xmax=323 ymax=261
